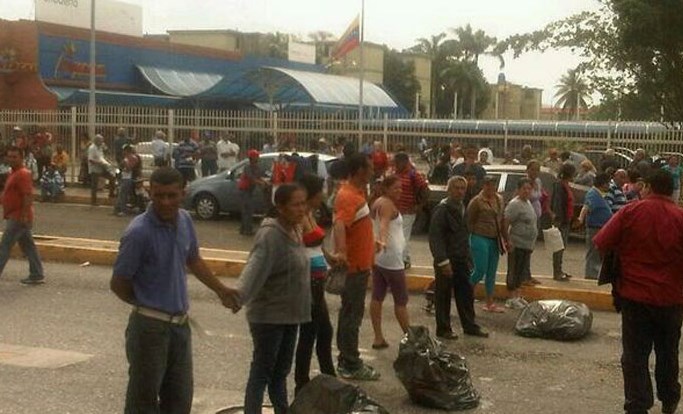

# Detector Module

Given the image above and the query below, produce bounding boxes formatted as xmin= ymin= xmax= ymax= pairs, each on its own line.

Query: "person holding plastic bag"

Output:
xmin=234 ymin=184 xmax=311 ymax=414
xmin=549 ymin=163 xmax=576 ymax=282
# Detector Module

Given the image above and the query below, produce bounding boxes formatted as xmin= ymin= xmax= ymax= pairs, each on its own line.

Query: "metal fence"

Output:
xmin=2 ymin=106 xmax=683 ymax=180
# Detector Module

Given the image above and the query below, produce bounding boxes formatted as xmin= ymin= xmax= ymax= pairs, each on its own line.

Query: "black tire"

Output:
xmin=194 ymin=193 xmax=220 ymax=220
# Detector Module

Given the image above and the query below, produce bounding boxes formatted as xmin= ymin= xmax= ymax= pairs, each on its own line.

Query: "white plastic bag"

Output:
xmin=543 ymin=226 xmax=565 ymax=253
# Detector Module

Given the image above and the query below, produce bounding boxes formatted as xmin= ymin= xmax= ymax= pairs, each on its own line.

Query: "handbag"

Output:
xmin=325 ymin=265 xmax=347 ymax=295
xmin=542 ymin=226 xmax=565 ymax=253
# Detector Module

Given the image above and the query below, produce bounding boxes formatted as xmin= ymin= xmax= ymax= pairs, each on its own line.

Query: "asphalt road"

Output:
xmin=0 ymin=260 xmax=628 ymax=414
xmin=33 ymin=202 xmax=590 ymax=279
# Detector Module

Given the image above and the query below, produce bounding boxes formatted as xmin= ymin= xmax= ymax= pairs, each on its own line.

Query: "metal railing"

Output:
xmin=2 ymin=106 xmax=682 ymax=181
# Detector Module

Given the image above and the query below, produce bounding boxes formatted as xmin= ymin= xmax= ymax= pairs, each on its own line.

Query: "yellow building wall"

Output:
xmin=481 ymin=83 xmax=542 ymax=120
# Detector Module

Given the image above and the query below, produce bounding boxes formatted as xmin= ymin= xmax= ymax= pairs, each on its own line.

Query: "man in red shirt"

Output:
xmin=0 ymin=146 xmax=45 ymax=285
xmin=393 ymin=152 xmax=428 ymax=269
xmin=371 ymin=141 xmax=388 ymax=179
xmin=594 ymin=169 xmax=683 ymax=414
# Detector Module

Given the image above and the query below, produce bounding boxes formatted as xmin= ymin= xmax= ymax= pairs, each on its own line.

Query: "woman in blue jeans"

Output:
xmin=235 ymin=183 xmax=311 ymax=414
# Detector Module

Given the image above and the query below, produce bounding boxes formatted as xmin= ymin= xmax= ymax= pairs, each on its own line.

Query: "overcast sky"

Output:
xmin=1 ymin=0 xmax=601 ymax=105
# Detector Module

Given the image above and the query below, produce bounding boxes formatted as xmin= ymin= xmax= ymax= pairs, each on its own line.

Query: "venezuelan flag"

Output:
xmin=331 ymin=15 xmax=360 ymax=61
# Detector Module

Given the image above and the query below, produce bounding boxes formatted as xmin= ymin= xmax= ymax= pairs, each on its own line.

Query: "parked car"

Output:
xmin=415 ymin=165 xmax=590 ymax=235
xmin=583 ymin=149 xmax=633 ymax=171
xmin=183 ymin=152 xmax=337 ymax=220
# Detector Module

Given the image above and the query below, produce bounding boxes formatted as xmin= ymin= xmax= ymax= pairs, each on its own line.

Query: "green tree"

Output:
xmin=407 ymin=33 xmax=448 ymax=116
xmin=439 ymin=60 xmax=490 ymax=118
xmin=382 ymin=48 xmax=422 ymax=113
xmin=554 ymin=68 xmax=591 ymax=120
xmin=259 ymin=32 xmax=289 ymax=59
xmin=498 ymin=1 xmax=683 ymax=124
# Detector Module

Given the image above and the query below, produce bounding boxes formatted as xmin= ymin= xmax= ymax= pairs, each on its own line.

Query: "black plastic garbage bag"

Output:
xmin=289 ymin=374 xmax=389 ymax=414
xmin=515 ymin=300 xmax=593 ymax=341
xmin=393 ymin=326 xmax=480 ymax=411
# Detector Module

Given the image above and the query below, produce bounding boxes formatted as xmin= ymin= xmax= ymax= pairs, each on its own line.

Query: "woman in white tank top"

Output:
xmin=369 ymin=175 xmax=411 ymax=350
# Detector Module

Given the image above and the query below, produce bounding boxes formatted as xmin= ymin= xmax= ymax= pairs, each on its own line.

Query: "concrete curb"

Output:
xmin=16 ymin=235 xmax=615 ymax=312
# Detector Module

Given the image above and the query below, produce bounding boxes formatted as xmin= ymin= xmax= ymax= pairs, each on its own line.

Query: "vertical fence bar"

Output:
xmin=168 ymin=109 xmax=175 ymax=167
xmin=606 ymin=119 xmax=612 ymax=150
xmin=503 ymin=119 xmax=509 ymax=154
xmin=382 ymin=113 xmax=388 ymax=151
xmin=70 ymin=106 xmax=77 ymax=184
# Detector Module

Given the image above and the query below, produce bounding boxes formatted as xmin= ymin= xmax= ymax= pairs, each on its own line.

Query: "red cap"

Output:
xmin=247 ymin=149 xmax=260 ymax=159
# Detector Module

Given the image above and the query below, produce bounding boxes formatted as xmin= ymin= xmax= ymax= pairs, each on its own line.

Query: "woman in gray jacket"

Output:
xmin=236 ymin=183 xmax=311 ymax=414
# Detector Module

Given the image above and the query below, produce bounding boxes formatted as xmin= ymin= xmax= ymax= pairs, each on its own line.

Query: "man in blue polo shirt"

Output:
xmin=578 ymin=172 xmax=613 ymax=280
xmin=110 ymin=167 xmax=239 ymax=414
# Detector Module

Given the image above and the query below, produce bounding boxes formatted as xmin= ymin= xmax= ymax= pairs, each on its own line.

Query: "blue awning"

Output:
xmin=194 ymin=66 xmax=398 ymax=109
xmin=50 ymin=87 xmax=182 ymax=107
xmin=136 ymin=65 xmax=223 ymax=97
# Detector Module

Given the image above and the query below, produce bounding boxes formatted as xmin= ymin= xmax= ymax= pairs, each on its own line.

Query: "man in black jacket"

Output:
xmin=429 ymin=176 xmax=489 ymax=339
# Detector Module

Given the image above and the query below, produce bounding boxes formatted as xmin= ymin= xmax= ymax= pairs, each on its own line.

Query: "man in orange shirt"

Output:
xmin=333 ymin=153 xmax=380 ymax=381
xmin=0 ymin=146 xmax=45 ymax=285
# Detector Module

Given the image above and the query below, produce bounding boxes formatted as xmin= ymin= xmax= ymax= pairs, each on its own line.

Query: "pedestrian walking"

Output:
xmin=238 ymin=150 xmax=266 ymax=236
xmin=504 ymin=178 xmax=537 ymax=309
xmin=594 ymin=169 xmax=683 ymax=414
xmin=369 ymin=175 xmax=410 ymax=350
xmin=110 ymin=167 xmax=239 ymax=414
xmin=429 ymin=176 xmax=489 ymax=339
xmin=550 ymin=162 xmax=576 ymax=281
xmin=577 ymin=172 xmax=612 ymax=279
xmin=114 ymin=145 xmax=141 ymax=216
xmin=468 ymin=175 xmax=508 ymax=313
xmin=294 ymin=174 xmax=339 ymax=395
xmin=333 ymin=153 xmax=380 ymax=381
xmin=234 ymin=183 xmax=311 ymax=414
xmin=0 ymin=146 xmax=45 ymax=285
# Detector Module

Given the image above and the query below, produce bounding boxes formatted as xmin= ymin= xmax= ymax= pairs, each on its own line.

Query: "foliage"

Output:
xmin=554 ymin=68 xmax=591 ymax=120
xmin=382 ymin=48 xmax=422 ymax=112
xmin=497 ymin=0 xmax=683 ymax=123
xmin=408 ymin=25 xmax=496 ymax=118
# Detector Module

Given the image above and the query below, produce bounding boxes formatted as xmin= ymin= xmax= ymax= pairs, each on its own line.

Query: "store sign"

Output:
xmin=35 ymin=0 xmax=143 ymax=37
xmin=53 ymin=41 xmax=107 ymax=80
xmin=0 ymin=47 xmax=37 ymax=74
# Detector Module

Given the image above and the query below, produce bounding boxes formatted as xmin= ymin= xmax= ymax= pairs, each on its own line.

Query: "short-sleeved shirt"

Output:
xmin=174 ymin=140 xmax=199 ymax=169
xmin=112 ymin=205 xmax=200 ymax=314
xmin=2 ymin=167 xmax=33 ymax=222
xmin=505 ymin=196 xmax=538 ymax=250
xmin=217 ymin=140 xmax=240 ymax=170
xmin=664 ymin=165 xmax=683 ymax=190
xmin=87 ymin=144 xmax=107 ymax=174
xmin=606 ymin=181 xmax=627 ymax=213
xmin=395 ymin=167 xmax=428 ymax=214
xmin=334 ymin=182 xmax=374 ymax=272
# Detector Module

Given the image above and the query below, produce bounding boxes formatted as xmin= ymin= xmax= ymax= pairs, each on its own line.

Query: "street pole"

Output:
xmin=357 ymin=0 xmax=365 ymax=151
xmin=88 ymin=0 xmax=96 ymax=140
xmin=453 ymin=91 xmax=458 ymax=119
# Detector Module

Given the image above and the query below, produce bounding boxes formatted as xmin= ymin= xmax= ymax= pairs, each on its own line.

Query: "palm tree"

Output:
xmin=450 ymin=25 xmax=503 ymax=118
xmin=555 ymin=68 xmax=591 ymax=120
xmin=408 ymin=32 xmax=447 ymax=117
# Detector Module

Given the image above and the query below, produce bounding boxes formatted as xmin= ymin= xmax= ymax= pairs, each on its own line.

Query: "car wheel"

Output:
xmin=194 ymin=193 xmax=219 ymax=220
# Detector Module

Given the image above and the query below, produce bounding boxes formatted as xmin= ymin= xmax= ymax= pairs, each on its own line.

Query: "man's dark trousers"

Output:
xmin=434 ymin=259 xmax=479 ymax=335
xmin=621 ymin=298 xmax=682 ymax=414
xmin=337 ymin=270 xmax=369 ymax=371
xmin=125 ymin=312 xmax=193 ymax=414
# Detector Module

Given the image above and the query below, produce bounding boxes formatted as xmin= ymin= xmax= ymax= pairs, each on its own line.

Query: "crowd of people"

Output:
xmin=4 ymin=123 xmax=683 ymax=412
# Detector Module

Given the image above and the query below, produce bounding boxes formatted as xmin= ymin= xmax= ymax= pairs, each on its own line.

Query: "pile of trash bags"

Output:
xmin=289 ymin=374 xmax=389 ymax=414
xmin=393 ymin=326 xmax=480 ymax=411
xmin=515 ymin=300 xmax=593 ymax=341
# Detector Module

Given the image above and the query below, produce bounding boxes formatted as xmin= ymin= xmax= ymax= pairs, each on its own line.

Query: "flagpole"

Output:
xmin=357 ymin=0 xmax=365 ymax=151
